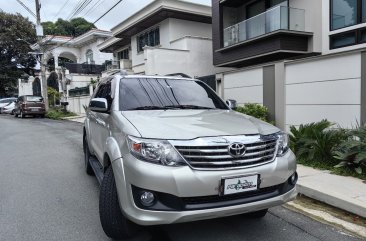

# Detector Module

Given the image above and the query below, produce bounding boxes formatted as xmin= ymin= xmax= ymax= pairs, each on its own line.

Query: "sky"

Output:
xmin=0 ymin=0 xmax=211 ymax=31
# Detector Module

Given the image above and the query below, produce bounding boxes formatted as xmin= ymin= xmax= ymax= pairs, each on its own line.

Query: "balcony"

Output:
xmin=65 ymin=63 xmax=105 ymax=75
xmin=212 ymin=2 xmax=314 ymax=68
xmin=223 ymin=6 xmax=305 ymax=47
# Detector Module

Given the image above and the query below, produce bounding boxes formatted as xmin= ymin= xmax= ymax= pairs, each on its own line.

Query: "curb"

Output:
xmin=296 ymin=183 xmax=366 ymax=219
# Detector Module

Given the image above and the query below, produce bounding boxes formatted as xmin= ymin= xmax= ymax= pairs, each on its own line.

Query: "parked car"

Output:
xmin=14 ymin=95 xmax=46 ymax=118
xmin=0 ymin=97 xmax=17 ymax=114
xmin=83 ymin=73 xmax=297 ymax=239
xmin=2 ymin=101 xmax=16 ymax=115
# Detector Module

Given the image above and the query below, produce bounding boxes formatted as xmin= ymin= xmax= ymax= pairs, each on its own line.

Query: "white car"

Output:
xmin=2 ymin=101 xmax=16 ymax=115
xmin=0 ymin=98 xmax=17 ymax=114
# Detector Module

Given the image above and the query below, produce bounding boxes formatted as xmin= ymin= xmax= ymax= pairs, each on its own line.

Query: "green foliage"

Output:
xmin=47 ymin=87 xmax=61 ymax=107
xmin=333 ymin=125 xmax=366 ymax=174
xmin=46 ymin=107 xmax=77 ymax=120
xmin=42 ymin=18 xmax=96 ymax=37
xmin=0 ymin=12 xmax=37 ymax=96
xmin=235 ymin=103 xmax=269 ymax=122
xmin=289 ymin=120 xmax=346 ymax=163
xmin=47 ymin=72 xmax=59 ymax=91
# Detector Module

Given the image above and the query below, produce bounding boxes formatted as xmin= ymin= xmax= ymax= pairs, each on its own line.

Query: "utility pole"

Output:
xmin=35 ymin=0 xmax=49 ymax=110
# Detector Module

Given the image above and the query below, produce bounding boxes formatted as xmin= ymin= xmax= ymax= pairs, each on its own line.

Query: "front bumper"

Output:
xmin=112 ymin=150 xmax=297 ymax=226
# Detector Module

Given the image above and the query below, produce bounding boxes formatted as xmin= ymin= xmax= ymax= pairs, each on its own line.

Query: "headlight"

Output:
xmin=276 ymin=132 xmax=289 ymax=156
xmin=127 ymin=136 xmax=186 ymax=166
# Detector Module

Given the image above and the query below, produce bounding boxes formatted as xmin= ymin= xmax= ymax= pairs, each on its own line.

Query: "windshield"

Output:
xmin=119 ymin=78 xmax=228 ymax=111
xmin=26 ymin=96 xmax=43 ymax=102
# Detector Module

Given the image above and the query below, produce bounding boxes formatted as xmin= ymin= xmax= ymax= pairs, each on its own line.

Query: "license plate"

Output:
xmin=31 ymin=109 xmax=38 ymax=112
xmin=221 ymin=174 xmax=259 ymax=195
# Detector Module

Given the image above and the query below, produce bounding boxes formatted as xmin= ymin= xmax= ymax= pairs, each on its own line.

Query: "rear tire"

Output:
xmin=245 ymin=209 xmax=268 ymax=218
xmin=99 ymin=166 xmax=138 ymax=239
xmin=83 ymin=135 xmax=94 ymax=176
xmin=11 ymin=110 xmax=15 ymax=115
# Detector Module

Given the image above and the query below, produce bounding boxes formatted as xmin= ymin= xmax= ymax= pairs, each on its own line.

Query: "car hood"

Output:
xmin=122 ymin=110 xmax=280 ymax=140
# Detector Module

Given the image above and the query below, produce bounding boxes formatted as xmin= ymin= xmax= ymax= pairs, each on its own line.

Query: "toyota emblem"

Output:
xmin=228 ymin=143 xmax=246 ymax=157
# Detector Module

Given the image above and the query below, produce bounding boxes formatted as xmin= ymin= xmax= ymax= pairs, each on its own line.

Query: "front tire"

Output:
xmin=99 ymin=166 xmax=138 ymax=239
xmin=20 ymin=110 xmax=24 ymax=118
xmin=11 ymin=110 xmax=15 ymax=115
xmin=83 ymin=135 xmax=94 ymax=175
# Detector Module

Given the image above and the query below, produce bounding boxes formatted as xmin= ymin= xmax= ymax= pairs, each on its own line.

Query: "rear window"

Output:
xmin=26 ymin=96 xmax=43 ymax=102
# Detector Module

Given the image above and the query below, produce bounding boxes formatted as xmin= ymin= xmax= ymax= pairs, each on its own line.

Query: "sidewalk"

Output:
xmin=62 ymin=114 xmax=86 ymax=123
xmin=297 ymin=164 xmax=366 ymax=218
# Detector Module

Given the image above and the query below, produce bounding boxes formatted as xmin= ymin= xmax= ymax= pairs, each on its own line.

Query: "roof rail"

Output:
xmin=108 ymin=69 xmax=128 ymax=76
xmin=165 ymin=73 xmax=192 ymax=78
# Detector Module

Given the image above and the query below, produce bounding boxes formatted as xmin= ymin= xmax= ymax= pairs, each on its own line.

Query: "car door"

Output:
xmin=89 ymin=80 xmax=113 ymax=164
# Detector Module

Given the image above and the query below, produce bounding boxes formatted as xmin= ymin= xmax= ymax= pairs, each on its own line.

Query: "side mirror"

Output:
xmin=226 ymin=99 xmax=237 ymax=109
xmin=90 ymin=98 xmax=108 ymax=113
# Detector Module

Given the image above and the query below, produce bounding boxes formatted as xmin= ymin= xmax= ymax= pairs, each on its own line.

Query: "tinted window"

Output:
xmin=330 ymin=32 xmax=356 ymax=49
xmin=26 ymin=96 xmax=43 ymax=102
xmin=119 ymin=78 xmax=228 ymax=111
xmin=331 ymin=0 xmax=357 ymax=30
xmin=362 ymin=30 xmax=366 ymax=42
xmin=363 ymin=0 xmax=366 ymax=22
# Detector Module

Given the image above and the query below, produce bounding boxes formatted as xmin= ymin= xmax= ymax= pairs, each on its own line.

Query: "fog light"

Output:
xmin=289 ymin=172 xmax=298 ymax=185
xmin=140 ymin=191 xmax=155 ymax=206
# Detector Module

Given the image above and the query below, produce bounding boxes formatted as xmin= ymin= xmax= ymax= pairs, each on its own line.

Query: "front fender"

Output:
xmin=105 ymin=137 xmax=123 ymax=165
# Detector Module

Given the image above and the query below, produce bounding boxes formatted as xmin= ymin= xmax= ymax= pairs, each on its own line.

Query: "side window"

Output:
xmin=93 ymin=82 xmax=113 ymax=110
xmin=95 ymin=85 xmax=106 ymax=98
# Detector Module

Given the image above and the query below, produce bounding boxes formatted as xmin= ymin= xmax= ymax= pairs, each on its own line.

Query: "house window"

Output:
xmin=331 ymin=0 xmax=357 ymax=30
xmin=330 ymin=31 xmax=357 ymax=49
xmin=363 ymin=0 xmax=366 ymax=22
xmin=361 ymin=29 xmax=366 ymax=42
xmin=117 ymin=49 xmax=129 ymax=60
xmin=137 ymin=28 xmax=160 ymax=53
xmin=86 ymin=49 xmax=94 ymax=64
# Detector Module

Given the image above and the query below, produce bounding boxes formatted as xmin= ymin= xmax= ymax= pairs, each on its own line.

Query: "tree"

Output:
xmin=0 ymin=12 xmax=37 ymax=97
xmin=42 ymin=18 xmax=96 ymax=37
xmin=47 ymin=71 xmax=59 ymax=91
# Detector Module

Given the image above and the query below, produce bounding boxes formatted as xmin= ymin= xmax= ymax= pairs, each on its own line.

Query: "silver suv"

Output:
xmin=83 ymin=73 xmax=297 ymax=239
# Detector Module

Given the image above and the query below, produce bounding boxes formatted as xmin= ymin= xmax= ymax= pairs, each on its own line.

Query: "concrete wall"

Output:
xmin=67 ymin=96 xmax=91 ymax=114
xmin=290 ymin=0 xmax=323 ymax=53
xmin=168 ymin=19 xmax=212 ymax=41
xmin=79 ymin=38 xmax=113 ymax=65
xmin=285 ymin=52 xmax=361 ymax=129
xmin=222 ymin=67 xmax=263 ymax=105
xmin=130 ymin=18 xmax=214 ymax=76
xmin=218 ymin=51 xmax=362 ymax=130
xmin=131 ymin=19 xmax=170 ymax=71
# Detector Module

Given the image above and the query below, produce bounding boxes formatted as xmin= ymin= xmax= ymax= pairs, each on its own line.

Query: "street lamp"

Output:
xmin=17 ymin=38 xmax=49 ymax=110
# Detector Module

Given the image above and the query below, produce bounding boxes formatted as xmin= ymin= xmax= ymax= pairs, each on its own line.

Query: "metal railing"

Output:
xmin=105 ymin=61 xmax=120 ymax=71
xmin=65 ymin=63 xmax=105 ymax=75
xmin=223 ymin=6 xmax=305 ymax=47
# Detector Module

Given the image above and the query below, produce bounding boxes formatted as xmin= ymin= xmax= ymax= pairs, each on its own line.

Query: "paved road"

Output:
xmin=0 ymin=115 xmax=363 ymax=241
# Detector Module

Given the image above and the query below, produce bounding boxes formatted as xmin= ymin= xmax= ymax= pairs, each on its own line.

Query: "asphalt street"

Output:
xmin=0 ymin=114 xmax=363 ymax=241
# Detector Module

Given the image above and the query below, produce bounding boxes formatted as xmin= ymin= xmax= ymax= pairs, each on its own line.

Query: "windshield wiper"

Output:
xmin=127 ymin=106 xmax=174 ymax=110
xmin=164 ymin=105 xmax=215 ymax=110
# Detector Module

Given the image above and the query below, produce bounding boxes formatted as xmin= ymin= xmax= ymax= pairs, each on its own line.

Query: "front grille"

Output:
xmin=175 ymin=138 xmax=278 ymax=169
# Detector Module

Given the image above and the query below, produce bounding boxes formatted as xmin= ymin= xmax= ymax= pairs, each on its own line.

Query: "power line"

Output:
xmin=93 ymin=0 xmax=124 ymax=24
xmin=72 ymin=0 xmax=93 ymax=18
xmin=15 ymin=0 xmax=36 ymax=18
xmin=82 ymin=0 xmax=104 ymax=17
xmin=67 ymin=0 xmax=86 ymax=19
xmin=54 ymin=0 xmax=71 ymax=20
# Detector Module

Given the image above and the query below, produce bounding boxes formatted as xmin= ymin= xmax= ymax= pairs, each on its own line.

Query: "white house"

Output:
xmin=212 ymin=0 xmax=366 ymax=129
xmin=98 ymin=0 xmax=217 ymax=87
xmin=19 ymin=29 xmax=114 ymax=114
